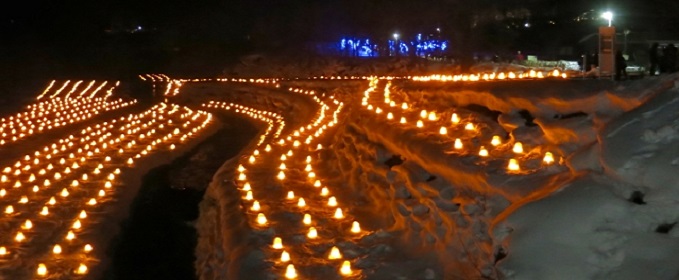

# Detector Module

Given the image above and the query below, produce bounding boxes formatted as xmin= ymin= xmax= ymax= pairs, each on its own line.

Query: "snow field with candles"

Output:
xmin=190 ymin=72 xmax=679 ymax=279
xmin=0 ymin=80 xmax=215 ymax=278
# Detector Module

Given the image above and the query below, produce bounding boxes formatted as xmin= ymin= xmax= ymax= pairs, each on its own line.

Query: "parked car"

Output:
xmin=626 ymin=62 xmax=646 ymax=78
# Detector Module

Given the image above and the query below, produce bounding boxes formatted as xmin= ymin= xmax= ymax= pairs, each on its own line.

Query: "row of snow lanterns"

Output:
xmin=162 ymin=80 xmax=184 ymax=96
xmin=0 ymin=102 xmax=212 ymax=277
xmin=411 ymin=69 xmax=567 ymax=82
xmin=203 ymin=101 xmax=286 ymax=145
xmin=138 ymin=74 xmax=171 ymax=82
xmin=37 ymin=80 xmax=117 ymax=100
xmin=0 ymin=97 xmax=135 ymax=145
xmin=211 ymin=89 xmax=355 ymax=278
xmin=363 ymin=78 xmax=555 ymax=172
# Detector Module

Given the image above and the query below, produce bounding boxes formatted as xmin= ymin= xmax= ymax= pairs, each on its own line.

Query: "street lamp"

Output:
xmin=602 ymin=11 xmax=613 ymax=27
xmin=393 ymin=33 xmax=399 ymax=56
xmin=393 ymin=33 xmax=399 ymax=41
xmin=624 ymin=29 xmax=630 ymax=55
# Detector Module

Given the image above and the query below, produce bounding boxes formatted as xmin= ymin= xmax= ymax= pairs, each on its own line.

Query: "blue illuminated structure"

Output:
xmin=337 ymin=32 xmax=448 ymax=57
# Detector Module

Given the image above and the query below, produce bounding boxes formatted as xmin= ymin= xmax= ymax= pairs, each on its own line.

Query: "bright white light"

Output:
xmin=602 ymin=11 xmax=613 ymax=26
xmin=393 ymin=33 xmax=399 ymax=40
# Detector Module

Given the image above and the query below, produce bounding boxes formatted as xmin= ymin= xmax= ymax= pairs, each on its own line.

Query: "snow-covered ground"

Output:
xmin=188 ymin=72 xmax=679 ymax=280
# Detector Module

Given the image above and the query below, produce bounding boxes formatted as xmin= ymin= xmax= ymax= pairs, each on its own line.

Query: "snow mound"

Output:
xmin=495 ymin=76 xmax=679 ymax=280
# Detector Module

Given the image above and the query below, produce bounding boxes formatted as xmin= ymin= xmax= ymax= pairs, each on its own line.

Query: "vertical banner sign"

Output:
xmin=599 ymin=26 xmax=616 ymax=77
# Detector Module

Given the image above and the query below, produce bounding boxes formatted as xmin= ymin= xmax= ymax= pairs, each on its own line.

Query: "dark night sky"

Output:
xmin=1 ymin=0 xmax=678 ymax=79
xmin=2 ymin=0 xmax=677 ymax=43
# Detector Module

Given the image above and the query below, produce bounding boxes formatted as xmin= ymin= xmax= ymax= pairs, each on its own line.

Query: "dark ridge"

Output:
xmin=385 ymin=154 xmax=405 ymax=168
xmin=494 ymin=247 xmax=508 ymax=264
xmin=655 ymin=222 xmax=677 ymax=234
xmin=461 ymin=104 xmax=502 ymax=123
xmin=628 ymin=191 xmax=646 ymax=205
xmin=517 ymin=109 xmax=538 ymax=127
xmin=554 ymin=112 xmax=588 ymax=120
xmin=426 ymin=175 xmax=437 ymax=182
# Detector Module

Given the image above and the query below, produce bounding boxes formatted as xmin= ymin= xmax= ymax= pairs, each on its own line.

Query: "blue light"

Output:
xmin=335 ymin=33 xmax=449 ymax=57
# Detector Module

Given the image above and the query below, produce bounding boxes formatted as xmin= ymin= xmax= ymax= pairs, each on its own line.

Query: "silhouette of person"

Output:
xmin=663 ymin=44 xmax=678 ymax=73
xmin=649 ymin=42 xmax=660 ymax=76
xmin=615 ymin=50 xmax=628 ymax=81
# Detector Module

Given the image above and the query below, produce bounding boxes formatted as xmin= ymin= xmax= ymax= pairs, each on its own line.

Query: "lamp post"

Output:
xmin=602 ymin=11 xmax=613 ymax=27
xmin=624 ymin=29 xmax=630 ymax=55
xmin=393 ymin=33 xmax=399 ymax=56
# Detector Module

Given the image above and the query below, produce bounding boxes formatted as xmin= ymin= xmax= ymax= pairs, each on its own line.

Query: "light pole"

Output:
xmin=624 ymin=29 xmax=630 ymax=55
xmin=393 ymin=33 xmax=399 ymax=56
xmin=602 ymin=11 xmax=613 ymax=27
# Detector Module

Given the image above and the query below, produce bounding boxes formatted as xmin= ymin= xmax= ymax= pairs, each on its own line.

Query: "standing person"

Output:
xmin=615 ymin=50 xmax=628 ymax=80
xmin=663 ymin=43 xmax=678 ymax=73
xmin=515 ymin=51 xmax=525 ymax=64
xmin=649 ymin=42 xmax=660 ymax=76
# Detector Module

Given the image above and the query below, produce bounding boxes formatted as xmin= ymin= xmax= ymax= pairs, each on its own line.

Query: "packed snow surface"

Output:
xmin=190 ymin=73 xmax=679 ymax=280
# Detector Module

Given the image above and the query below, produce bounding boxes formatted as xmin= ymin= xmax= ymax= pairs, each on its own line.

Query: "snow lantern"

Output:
xmin=512 ymin=142 xmax=523 ymax=154
xmin=340 ymin=261 xmax=353 ymax=276
xmin=508 ymin=159 xmax=520 ymax=171
xmin=328 ymin=246 xmax=342 ymax=259
xmin=543 ymin=152 xmax=555 ymax=164
xmin=272 ymin=237 xmax=283 ymax=249
xmin=284 ymin=264 xmax=297 ymax=279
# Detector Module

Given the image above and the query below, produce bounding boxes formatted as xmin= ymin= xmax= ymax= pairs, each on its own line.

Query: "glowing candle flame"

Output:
xmin=351 ymin=221 xmax=361 ymax=233
xmin=84 ymin=244 xmax=93 ymax=252
xmin=321 ymin=187 xmax=329 ymax=196
xmin=428 ymin=112 xmax=437 ymax=121
xmin=40 ymin=206 xmax=49 ymax=215
xmin=491 ymin=135 xmax=501 ymax=146
xmin=465 ymin=123 xmax=475 ymax=130
xmin=334 ymin=208 xmax=344 ymax=219
xmin=454 ymin=138 xmax=463 ymax=149
xmin=281 ymin=250 xmax=291 ymax=262
xmin=272 ymin=237 xmax=283 ymax=249
xmin=76 ymin=263 xmax=88 ymax=275
xmin=303 ymin=214 xmax=312 ymax=225
xmin=416 ymin=120 xmax=424 ymax=128
xmin=340 ymin=260 xmax=353 ymax=275
xmin=328 ymin=196 xmax=338 ymax=207
xmin=250 ymin=200 xmax=260 ymax=211
xmin=0 ymin=247 xmax=6 ymax=256
xmin=53 ymin=244 xmax=62 ymax=254
xmin=297 ymin=198 xmax=306 ymax=207
xmin=543 ymin=152 xmax=555 ymax=164
xmin=508 ymin=159 xmax=520 ymax=171
xmin=244 ymin=191 xmax=253 ymax=201
xmin=23 ymin=219 xmax=32 ymax=229
xmin=439 ymin=127 xmax=448 ymax=135
xmin=400 ymin=117 xmax=407 ymax=124
xmin=37 ymin=263 xmax=47 ymax=276
xmin=307 ymin=227 xmax=318 ymax=238
xmin=257 ymin=213 xmax=267 ymax=225
xmin=328 ymin=246 xmax=342 ymax=259
xmin=479 ymin=147 xmax=489 ymax=157
xmin=513 ymin=142 xmax=523 ymax=154
xmin=287 ymin=191 xmax=295 ymax=200
xmin=277 ymin=171 xmax=286 ymax=180
xmin=285 ymin=264 xmax=297 ymax=279
xmin=420 ymin=110 xmax=427 ymax=118
xmin=314 ymin=180 xmax=321 ymax=187
xmin=15 ymin=231 xmax=26 ymax=242
xmin=451 ymin=113 xmax=460 ymax=124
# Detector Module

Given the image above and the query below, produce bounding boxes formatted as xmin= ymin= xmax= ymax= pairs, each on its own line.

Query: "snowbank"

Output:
xmin=192 ymin=73 xmax=679 ymax=279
